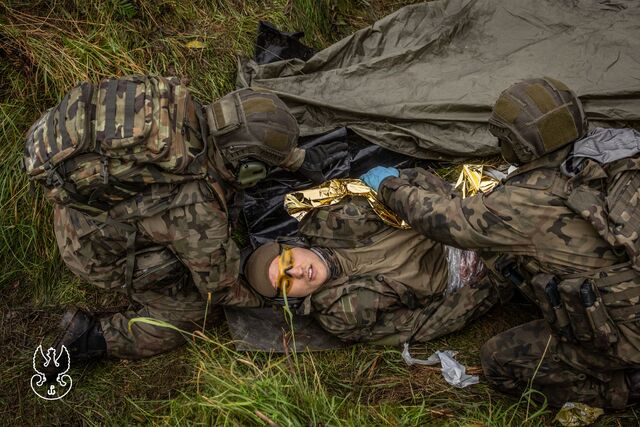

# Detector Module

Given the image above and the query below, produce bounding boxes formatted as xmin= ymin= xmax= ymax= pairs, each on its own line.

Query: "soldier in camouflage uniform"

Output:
xmin=243 ymin=197 xmax=498 ymax=345
xmin=24 ymin=76 xmax=346 ymax=361
xmin=361 ymin=78 xmax=640 ymax=408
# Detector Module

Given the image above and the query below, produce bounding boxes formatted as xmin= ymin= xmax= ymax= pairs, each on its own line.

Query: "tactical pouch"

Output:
xmin=93 ymin=76 xmax=204 ymax=173
xmin=557 ymin=277 xmax=619 ymax=351
xmin=530 ymin=273 xmax=572 ymax=341
xmin=582 ymin=280 xmax=619 ymax=350
xmin=557 ymin=278 xmax=594 ymax=342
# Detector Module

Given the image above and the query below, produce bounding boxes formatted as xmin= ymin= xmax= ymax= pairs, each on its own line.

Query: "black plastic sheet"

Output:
xmin=243 ymin=128 xmax=431 ymax=246
xmin=254 ymin=21 xmax=316 ymax=64
xmin=242 ymin=22 xmax=435 ymax=246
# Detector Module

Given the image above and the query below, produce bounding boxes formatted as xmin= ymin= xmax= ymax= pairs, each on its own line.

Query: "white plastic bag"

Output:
xmin=445 ymin=247 xmax=487 ymax=294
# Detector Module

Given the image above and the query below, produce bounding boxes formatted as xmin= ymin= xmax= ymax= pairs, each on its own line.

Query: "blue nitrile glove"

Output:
xmin=360 ymin=166 xmax=400 ymax=192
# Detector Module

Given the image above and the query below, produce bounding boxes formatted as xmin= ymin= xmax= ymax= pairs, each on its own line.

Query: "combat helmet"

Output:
xmin=205 ymin=88 xmax=303 ymax=187
xmin=488 ymin=77 xmax=588 ymax=165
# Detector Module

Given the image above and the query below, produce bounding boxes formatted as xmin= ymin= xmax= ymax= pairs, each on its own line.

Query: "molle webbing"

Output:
xmin=57 ymin=93 xmax=73 ymax=152
xmin=104 ymin=79 xmax=119 ymax=141
xmin=123 ymin=82 xmax=136 ymax=137
xmin=46 ymin=105 xmax=58 ymax=157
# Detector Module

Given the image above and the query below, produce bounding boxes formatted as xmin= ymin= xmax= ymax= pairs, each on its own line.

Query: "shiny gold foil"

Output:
xmin=453 ymin=164 xmax=499 ymax=198
xmin=284 ymin=179 xmax=410 ymax=229
xmin=285 ymin=166 xmax=499 ymax=228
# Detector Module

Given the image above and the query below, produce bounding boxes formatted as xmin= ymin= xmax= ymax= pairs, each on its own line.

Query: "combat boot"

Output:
xmin=52 ymin=307 xmax=107 ymax=364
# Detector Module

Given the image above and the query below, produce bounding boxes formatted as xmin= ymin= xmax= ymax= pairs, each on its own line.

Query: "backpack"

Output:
xmin=23 ymin=75 xmax=208 ymax=216
xmin=564 ymin=156 xmax=640 ymax=272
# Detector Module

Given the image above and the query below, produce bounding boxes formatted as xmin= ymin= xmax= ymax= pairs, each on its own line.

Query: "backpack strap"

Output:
xmin=103 ymin=79 xmax=119 ymax=142
xmin=123 ymin=82 xmax=137 ymax=136
xmin=195 ymin=101 xmax=230 ymax=216
xmin=57 ymin=92 xmax=72 ymax=152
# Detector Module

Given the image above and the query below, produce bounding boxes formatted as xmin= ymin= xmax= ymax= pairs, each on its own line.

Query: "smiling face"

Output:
xmin=268 ymin=247 xmax=330 ymax=297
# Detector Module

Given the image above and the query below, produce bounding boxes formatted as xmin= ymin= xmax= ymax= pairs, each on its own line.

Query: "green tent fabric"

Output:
xmin=238 ymin=0 xmax=640 ymax=161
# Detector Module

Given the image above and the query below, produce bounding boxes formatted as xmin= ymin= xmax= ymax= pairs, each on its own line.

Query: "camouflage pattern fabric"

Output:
xmin=54 ymin=180 xmax=261 ymax=359
xmin=310 ymin=275 xmax=497 ymax=346
xmin=24 ymin=76 xmax=208 ymax=215
xmin=481 ymin=319 xmax=628 ymax=409
xmin=296 ymin=197 xmax=498 ymax=345
xmin=378 ymin=148 xmax=640 ymax=409
xmin=298 ymin=196 xmax=391 ymax=249
xmin=26 ymin=76 xmax=270 ymax=359
xmin=566 ymin=155 xmax=640 ymax=274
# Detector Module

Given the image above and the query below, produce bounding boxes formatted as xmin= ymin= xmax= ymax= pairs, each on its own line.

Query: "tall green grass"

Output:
xmin=130 ymin=319 xmax=552 ymax=426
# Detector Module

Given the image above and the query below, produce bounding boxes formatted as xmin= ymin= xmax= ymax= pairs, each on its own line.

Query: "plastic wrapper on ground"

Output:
xmin=554 ymin=402 xmax=604 ymax=426
xmin=402 ymin=343 xmax=479 ymax=388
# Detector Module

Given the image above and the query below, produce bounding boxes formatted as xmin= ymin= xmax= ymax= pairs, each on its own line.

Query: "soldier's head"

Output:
xmin=244 ymin=241 xmax=330 ymax=302
xmin=206 ymin=88 xmax=303 ymax=188
xmin=488 ymin=77 xmax=587 ymax=165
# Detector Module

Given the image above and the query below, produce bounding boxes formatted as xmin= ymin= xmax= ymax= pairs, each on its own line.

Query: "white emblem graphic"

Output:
xmin=31 ymin=345 xmax=72 ymax=400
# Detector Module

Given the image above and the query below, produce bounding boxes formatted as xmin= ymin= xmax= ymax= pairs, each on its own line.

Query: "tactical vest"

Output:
xmin=498 ymin=153 xmax=640 ymax=352
xmin=22 ymin=75 xmax=210 ymax=217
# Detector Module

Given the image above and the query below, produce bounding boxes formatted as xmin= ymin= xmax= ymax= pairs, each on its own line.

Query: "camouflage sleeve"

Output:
xmin=410 ymin=280 xmax=497 ymax=343
xmin=137 ymin=182 xmax=264 ymax=308
xmin=209 ymin=276 xmax=264 ymax=308
xmin=379 ymin=168 xmax=528 ymax=250
xmin=313 ymin=277 xmax=497 ymax=345
xmin=312 ymin=278 xmax=418 ymax=345
xmin=178 ymin=234 xmax=263 ymax=308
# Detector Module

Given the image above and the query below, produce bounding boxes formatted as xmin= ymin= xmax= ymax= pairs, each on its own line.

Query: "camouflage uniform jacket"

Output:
xmin=379 ymin=147 xmax=640 ymax=362
xmin=295 ymin=197 xmax=497 ymax=345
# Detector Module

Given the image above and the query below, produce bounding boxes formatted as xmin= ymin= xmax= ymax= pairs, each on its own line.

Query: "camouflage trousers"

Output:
xmin=53 ymin=180 xmax=249 ymax=359
xmin=480 ymin=319 xmax=638 ymax=409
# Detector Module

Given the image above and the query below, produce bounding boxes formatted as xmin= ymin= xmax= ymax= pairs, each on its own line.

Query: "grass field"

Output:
xmin=1 ymin=1 xmax=638 ymax=425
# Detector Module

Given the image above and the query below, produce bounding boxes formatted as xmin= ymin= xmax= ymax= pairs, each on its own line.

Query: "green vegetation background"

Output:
xmin=0 ymin=0 xmax=634 ymax=425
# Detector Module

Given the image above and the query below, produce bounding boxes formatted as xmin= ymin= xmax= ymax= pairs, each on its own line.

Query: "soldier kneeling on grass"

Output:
xmin=243 ymin=196 xmax=500 ymax=345
xmin=23 ymin=75 xmax=347 ymax=364
xmin=360 ymin=77 xmax=640 ymax=409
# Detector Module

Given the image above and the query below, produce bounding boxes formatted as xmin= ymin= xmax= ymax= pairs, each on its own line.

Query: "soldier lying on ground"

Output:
xmin=360 ymin=77 xmax=640 ymax=409
xmin=23 ymin=75 xmax=347 ymax=363
xmin=243 ymin=196 xmax=499 ymax=345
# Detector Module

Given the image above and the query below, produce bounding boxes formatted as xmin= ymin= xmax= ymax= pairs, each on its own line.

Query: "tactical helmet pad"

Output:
xmin=489 ymin=77 xmax=587 ymax=164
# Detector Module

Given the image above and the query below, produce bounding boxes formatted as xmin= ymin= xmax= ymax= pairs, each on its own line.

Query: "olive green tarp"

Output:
xmin=238 ymin=0 xmax=640 ymax=161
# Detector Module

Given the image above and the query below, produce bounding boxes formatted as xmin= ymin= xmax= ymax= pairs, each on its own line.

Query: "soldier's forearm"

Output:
xmin=208 ymin=282 xmax=264 ymax=308
xmin=380 ymin=175 xmax=467 ymax=247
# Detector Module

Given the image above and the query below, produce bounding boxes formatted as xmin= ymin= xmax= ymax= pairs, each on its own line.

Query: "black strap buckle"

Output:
xmin=500 ymin=261 xmax=525 ymax=287
xmin=45 ymin=168 xmax=64 ymax=188
xmin=100 ymin=157 xmax=109 ymax=185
